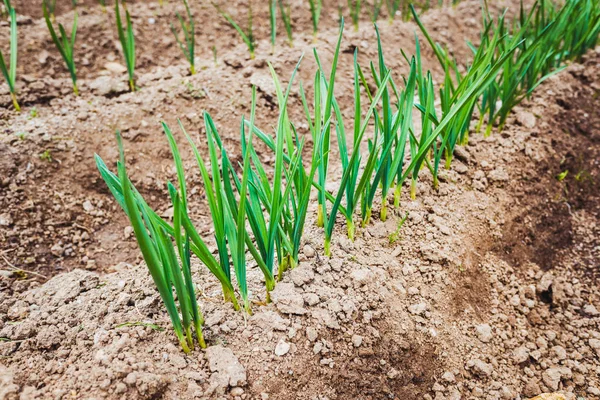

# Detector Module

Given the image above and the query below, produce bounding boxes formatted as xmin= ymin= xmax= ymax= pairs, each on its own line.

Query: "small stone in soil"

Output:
xmin=274 ymin=340 xmax=290 ymax=356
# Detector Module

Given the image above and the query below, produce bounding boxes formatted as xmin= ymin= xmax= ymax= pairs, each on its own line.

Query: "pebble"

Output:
xmin=408 ymin=287 xmax=420 ymax=295
xmin=588 ymin=386 xmax=600 ymax=396
xmin=205 ymin=345 xmax=247 ymax=387
xmin=387 ymin=368 xmax=399 ymax=379
xmin=303 ymin=245 xmax=315 ymax=258
xmin=488 ymin=168 xmax=509 ymax=182
xmin=351 ymin=335 xmax=363 ymax=347
xmin=303 ymin=293 xmax=320 ymax=306
xmin=513 ymin=346 xmax=530 ymax=364
xmin=583 ymin=304 xmax=599 ymax=316
xmin=441 ymin=371 xmax=455 ymax=383
xmin=350 ymin=268 xmax=372 ymax=286
xmin=523 ymin=380 xmax=541 ymax=397
xmin=82 ymin=200 xmax=94 ymax=212
xmin=476 ymin=324 xmax=493 ymax=343
xmin=115 ymin=382 xmax=127 ymax=393
xmin=542 ymin=368 xmax=562 ymax=391
xmin=274 ymin=340 xmax=290 ymax=356
xmin=550 ymin=345 xmax=567 ymax=360
xmin=468 ymin=359 xmax=493 ymax=377
xmin=516 ymin=110 xmax=537 ymax=128
xmin=306 ymin=327 xmax=318 ymax=342
xmin=408 ymin=302 xmax=428 ymax=316
xmin=0 ymin=213 xmax=13 ymax=226
xmin=104 ymin=62 xmax=127 ymax=74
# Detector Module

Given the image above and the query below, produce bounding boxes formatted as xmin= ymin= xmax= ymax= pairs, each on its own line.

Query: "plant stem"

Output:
xmin=177 ymin=332 xmax=191 ymax=354
xmin=362 ymin=206 xmax=371 ymax=227
xmin=195 ymin=324 xmax=206 ymax=349
xmin=475 ymin=116 xmax=484 ymax=133
xmin=190 ymin=65 xmax=196 ymax=75
xmin=380 ymin=202 xmax=387 ymax=221
xmin=129 ymin=78 xmax=135 ymax=92
xmin=10 ymin=92 xmax=20 ymax=112
xmin=347 ymin=218 xmax=355 ymax=241
xmin=393 ymin=184 xmax=401 ymax=208
xmin=73 ymin=84 xmax=79 ymax=96
xmin=484 ymin=123 xmax=493 ymax=137
xmin=324 ymin=237 xmax=331 ymax=257
xmin=461 ymin=130 xmax=469 ymax=145
xmin=265 ymin=276 xmax=275 ymax=303
xmin=316 ymin=204 xmax=324 ymax=227
xmin=222 ymin=285 xmax=240 ymax=310
xmin=410 ymin=179 xmax=417 ymax=200
xmin=277 ymin=256 xmax=288 ymax=281
xmin=445 ymin=150 xmax=452 ymax=169
xmin=185 ymin=326 xmax=194 ymax=350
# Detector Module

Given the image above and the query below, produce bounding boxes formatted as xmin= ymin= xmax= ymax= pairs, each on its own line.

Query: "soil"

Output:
xmin=1 ymin=0 xmax=599 ymax=399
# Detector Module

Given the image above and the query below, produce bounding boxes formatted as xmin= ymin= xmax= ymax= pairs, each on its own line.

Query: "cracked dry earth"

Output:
xmin=1 ymin=1 xmax=599 ymax=400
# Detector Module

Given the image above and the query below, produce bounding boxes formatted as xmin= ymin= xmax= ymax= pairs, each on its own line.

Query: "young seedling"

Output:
xmin=115 ymin=0 xmax=136 ymax=91
xmin=478 ymin=0 xmax=595 ymax=134
xmin=397 ymin=32 xmax=524 ymax=198
xmin=388 ymin=212 xmax=408 ymax=244
xmin=312 ymin=22 xmax=345 ymax=230
xmin=308 ymin=22 xmax=395 ymax=252
xmin=278 ymin=0 xmax=293 ymax=47
xmin=214 ymin=3 xmax=255 ymax=59
xmin=44 ymin=0 xmax=56 ymax=21
xmin=44 ymin=4 xmax=79 ymax=95
xmin=98 ymin=0 xmax=106 ymax=13
xmin=245 ymin=58 xmax=333 ymax=272
xmin=348 ymin=0 xmax=361 ymax=31
xmin=0 ymin=0 xmax=19 ymax=111
xmin=242 ymin=61 xmax=304 ymax=286
xmin=95 ymin=132 xmax=205 ymax=353
xmin=370 ymin=0 xmax=384 ymax=22
xmin=359 ymin=48 xmax=417 ymax=221
xmin=269 ymin=0 xmax=276 ymax=52
xmin=308 ymin=0 xmax=321 ymax=40
xmin=170 ymin=0 xmax=196 ymax=75
xmin=385 ymin=0 xmax=401 ymax=22
xmin=175 ymin=117 xmax=245 ymax=311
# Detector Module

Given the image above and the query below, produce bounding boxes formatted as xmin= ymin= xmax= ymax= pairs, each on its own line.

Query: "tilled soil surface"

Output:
xmin=0 ymin=1 xmax=599 ymax=399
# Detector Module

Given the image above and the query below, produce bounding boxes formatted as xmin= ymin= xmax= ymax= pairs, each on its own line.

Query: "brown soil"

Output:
xmin=497 ymin=63 xmax=600 ymax=280
xmin=1 ymin=1 xmax=599 ymax=400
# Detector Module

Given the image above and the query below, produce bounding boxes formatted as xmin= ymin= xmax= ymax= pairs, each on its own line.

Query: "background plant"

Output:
xmin=170 ymin=0 xmax=196 ymax=75
xmin=115 ymin=0 xmax=136 ymax=91
xmin=348 ymin=0 xmax=361 ymax=31
xmin=44 ymin=0 xmax=56 ymax=21
xmin=0 ymin=0 xmax=19 ymax=111
xmin=308 ymin=0 xmax=321 ymax=40
xmin=370 ymin=0 xmax=384 ymax=22
xmin=385 ymin=0 xmax=401 ymax=22
xmin=44 ymin=4 xmax=79 ymax=95
xmin=269 ymin=0 xmax=276 ymax=52
xmin=278 ymin=0 xmax=293 ymax=47
xmin=214 ymin=3 xmax=255 ymax=59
